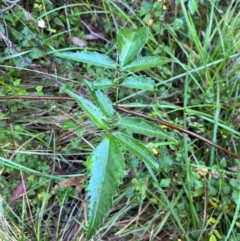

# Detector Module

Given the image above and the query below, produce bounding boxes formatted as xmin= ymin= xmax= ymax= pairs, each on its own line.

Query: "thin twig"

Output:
xmin=0 ymin=95 xmax=239 ymax=159
xmin=0 ymin=0 xmax=20 ymax=13
xmin=81 ymin=20 xmax=112 ymax=44
xmin=114 ymin=106 xmax=240 ymax=159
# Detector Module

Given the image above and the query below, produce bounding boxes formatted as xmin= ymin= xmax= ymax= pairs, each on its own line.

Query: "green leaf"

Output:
xmin=188 ymin=0 xmax=198 ymax=15
xmin=118 ymin=27 xmax=148 ymax=67
xmin=114 ymin=132 xmax=159 ymax=169
xmin=122 ymin=56 xmax=170 ymax=72
xmin=85 ymin=80 xmax=115 ymax=118
xmin=62 ymin=119 xmax=76 ymax=130
xmin=231 ymin=190 xmax=240 ymax=205
xmin=118 ymin=117 xmax=176 ymax=141
xmin=160 ymin=178 xmax=171 ymax=188
xmin=13 ymin=79 xmax=21 ymax=86
xmin=209 ymin=234 xmax=217 ymax=241
xmin=65 ymin=89 xmax=110 ymax=130
xmin=93 ymin=78 xmax=115 ymax=89
xmin=0 ymin=50 xmax=31 ymax=61
xmin=29 ymin=47 xmax=44 ymax=59
xmin=120 ymin=75 xmax=155 ymax=91
xmin=87 ymin=135 xmax=125 ymax=239
xmin=55 ymin=51 xmax=117 ymax=69
xmin=213 ymin=230 xmax=222 ymax=239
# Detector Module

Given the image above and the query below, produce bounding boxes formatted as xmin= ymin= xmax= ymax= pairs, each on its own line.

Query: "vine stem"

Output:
xmin=0 ymin=95 xmax=239 ymax=159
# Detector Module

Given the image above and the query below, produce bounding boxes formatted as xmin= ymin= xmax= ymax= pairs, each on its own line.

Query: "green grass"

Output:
xmin=0 ymin=0 xmax=240 ymax=240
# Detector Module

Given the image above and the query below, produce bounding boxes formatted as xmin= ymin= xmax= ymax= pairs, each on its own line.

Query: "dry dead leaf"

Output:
xmin=10 ymin=174 xmax=29 ymax=202
xmin=228 ymin=166 xmax=239 ymax=172
xmin=18 ymin=6 xmax=37 ymax=24
xmin=67 ymin=36 xmax=86 ymax=47
xmin=233 ymin=115 xmax=240 ymax=125
xmin=85 ymin=33 xmax=106 ymax=40
xmin=51 ymin=176 xmax=87 ymax=195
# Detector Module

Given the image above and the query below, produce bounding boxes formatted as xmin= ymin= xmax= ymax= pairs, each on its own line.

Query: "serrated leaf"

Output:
xmin=55 ymin=51 xmax=117 ymax=69
xmin=85 ymin=80 xmax=115 ymax=118
xmin=119 ymin=117 xmax=176 ymax=141
xmin=118 ymin=27 xmax=148 ymax=67
xmin=122 ymin=56 xmax=170 ymax=72
xmin=120 ymin=75 xmax=155 ymax=91
xmin=87 ymin=135 xmax=125 ymax=239
xmin=114 ymin=132 xmax=159 ymax=169
xmin=65 ymin=89 xmax=110 ymax=130
xmin=93 ymin=78 xmax=115 ymax=89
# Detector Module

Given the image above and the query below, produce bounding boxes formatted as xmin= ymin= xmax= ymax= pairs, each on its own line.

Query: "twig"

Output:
xmin=0 ymin=95 xmax=239 ymax=159
xmin=81 ymin=20 xmax=112 ymax=44
xmin=0 ymin=0 xmax=20 ymax=13
xmin=114 ymin=106 xmax=240 ymax=159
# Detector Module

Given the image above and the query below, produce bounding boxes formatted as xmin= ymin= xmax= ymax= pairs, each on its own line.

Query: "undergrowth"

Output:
xmin=0 ymin=0 xmax=240 ymax=241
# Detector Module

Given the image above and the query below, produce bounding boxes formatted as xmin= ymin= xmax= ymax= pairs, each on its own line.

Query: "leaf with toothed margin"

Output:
xmin=120 ymin=75 xmax=155 ymax=91
xmin=65 ymin=89 xmax=111 ymax=130
xmin=118 ymin=27 xmax=148 ymax=67
xmin=85 ymin=80 xmax=115 ymax=118
xmin=118 ymin=117 xmax=176 ymax=142
xmin=86 ymin=135 xmax=125 ymax=239
xmin=55 ymin=51 xmax=117 ymax=69
xmin=122 ymin=56 xmax=170 ymax=72
xmin=114 ymin=132 xmax=159 ymax=169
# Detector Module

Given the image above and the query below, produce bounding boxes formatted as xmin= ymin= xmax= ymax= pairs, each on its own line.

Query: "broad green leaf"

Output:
xmin=93 ymin=78 xmax=115 ymax=89
xmin=120 ymin=75 xmax=155 ymax=91
xmin=118 ymin=117 xmax=176 ymax=141
xmin=118 ymin=27 xmax=148 ymax=67
xmin=85 ymin=80 xmax=115 ymax=118
xmin=65 ymin=89 xmax=110 ymax=130
xmin=114 ymin=132 xmax=159 ymax=169
xmin=122 ymin=56 xmax=170 ymax=72
xmin=55 ymin=51 xmax=117 ymax=69
xmin=87 ymin=135 xmax=125 ymax=239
